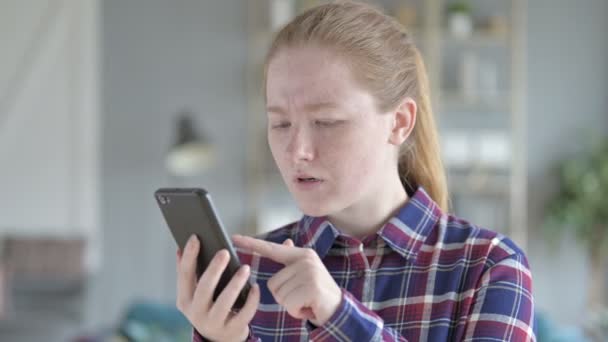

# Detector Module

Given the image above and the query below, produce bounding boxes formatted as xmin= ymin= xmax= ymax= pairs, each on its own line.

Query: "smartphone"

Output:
xmin=154 ymin=187 xmax=250 ymax=310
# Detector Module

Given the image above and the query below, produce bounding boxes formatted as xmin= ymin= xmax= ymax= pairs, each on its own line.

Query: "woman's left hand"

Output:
xmin=232 ymin=234 xmax=342 ymax=326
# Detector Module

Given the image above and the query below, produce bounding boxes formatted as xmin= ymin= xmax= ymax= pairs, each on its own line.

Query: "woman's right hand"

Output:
xmin=176 ymin=235 xmax=260 ymax=341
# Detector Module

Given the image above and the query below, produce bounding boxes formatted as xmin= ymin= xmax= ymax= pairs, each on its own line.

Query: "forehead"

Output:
xmin=266 ymin=46 xmax=372 ymax=109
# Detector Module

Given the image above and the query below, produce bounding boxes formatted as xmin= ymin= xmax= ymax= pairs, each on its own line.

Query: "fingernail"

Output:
xmin=240 ymin=265 xmax=250 ymax=275
xmin=216 ymin=249 xmax=227 ymax=259
xmin=187 ymin=235 xmax=197 ymax=249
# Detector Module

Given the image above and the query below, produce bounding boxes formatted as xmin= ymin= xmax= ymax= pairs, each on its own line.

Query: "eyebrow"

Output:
xmin=266 ymin=101 xmax=340 ymax=115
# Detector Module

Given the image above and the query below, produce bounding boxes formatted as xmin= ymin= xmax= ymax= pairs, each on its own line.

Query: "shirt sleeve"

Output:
xmin=307 ymin=288 xmax=409 ymax=342
xmin=192 ymin=326 xmax=261 ymax=342
xmin=463 ymin=252 xmax=536 ymax=341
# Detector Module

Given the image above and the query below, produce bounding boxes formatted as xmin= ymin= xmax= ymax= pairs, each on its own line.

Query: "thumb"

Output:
xmin=283 ymin=238 xmax=294 ymax=247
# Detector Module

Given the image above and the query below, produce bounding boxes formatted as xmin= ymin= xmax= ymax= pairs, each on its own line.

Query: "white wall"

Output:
xmin=526 ymin=0 xmax=608 ymax=326
xmin=0 ymin=0 xmax=100 ymax=270
xmin=84 ymin=0 xmax=249 ymax=328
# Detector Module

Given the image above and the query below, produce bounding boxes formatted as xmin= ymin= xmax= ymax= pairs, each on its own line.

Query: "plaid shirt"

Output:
xmin=194 ymin=187 xmax=535 ymax=341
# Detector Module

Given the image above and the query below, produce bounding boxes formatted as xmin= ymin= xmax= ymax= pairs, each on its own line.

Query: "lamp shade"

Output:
xmin=165 ymin=112 xmax=214 ymax=176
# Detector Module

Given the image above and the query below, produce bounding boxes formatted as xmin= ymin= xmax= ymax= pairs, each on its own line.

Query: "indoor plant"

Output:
xmin=447 ymin=0 xmax=473 ymax=38
xmin=545 ymin=139 xmax=608 ymax=311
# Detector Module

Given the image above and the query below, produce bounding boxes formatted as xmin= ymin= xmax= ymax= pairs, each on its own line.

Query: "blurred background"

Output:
xmin=0 ymin=0 xmax=606 ymax=341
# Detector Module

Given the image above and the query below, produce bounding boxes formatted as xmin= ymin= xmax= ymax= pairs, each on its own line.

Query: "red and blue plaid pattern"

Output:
xmin=194 ymin=187 xmax=535 ymax=341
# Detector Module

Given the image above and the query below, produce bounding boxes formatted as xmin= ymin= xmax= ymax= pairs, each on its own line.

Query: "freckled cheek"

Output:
xmin=322 ymin=137 xmax=376 ymax=183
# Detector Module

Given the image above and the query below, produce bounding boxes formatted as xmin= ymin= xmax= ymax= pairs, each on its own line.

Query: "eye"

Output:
xmin=314 ymin=120 xmax=337 ymax=127
xmin=271 ymin=122 xmax=291 ymax=129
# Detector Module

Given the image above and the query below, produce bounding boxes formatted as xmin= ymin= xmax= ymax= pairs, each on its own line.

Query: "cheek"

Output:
xmin=267 ymin=133 xmax=284 ymax=161
xmin=322 ymin=130 xmax=383 ymax=182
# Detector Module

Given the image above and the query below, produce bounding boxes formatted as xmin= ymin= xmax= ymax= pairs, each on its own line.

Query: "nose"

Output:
xmin=286 ymin=125 xmax=314 ymax=162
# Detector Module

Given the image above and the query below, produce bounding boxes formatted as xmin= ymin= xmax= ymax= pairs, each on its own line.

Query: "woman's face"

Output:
xmin=266 ymin=46 xmax=402 ymax=217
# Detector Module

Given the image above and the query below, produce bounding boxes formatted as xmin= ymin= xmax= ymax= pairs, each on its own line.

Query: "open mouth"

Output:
xmin=297 ymin=177 xmax=322 ymax=183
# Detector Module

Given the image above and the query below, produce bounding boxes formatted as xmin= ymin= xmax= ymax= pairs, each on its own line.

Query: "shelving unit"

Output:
xmin=244 ymin=0 xmax=527 ymax=250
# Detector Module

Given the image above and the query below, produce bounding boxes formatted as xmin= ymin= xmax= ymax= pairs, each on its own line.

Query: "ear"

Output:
xmin=388 ymin=97 xmax=416 ymax=146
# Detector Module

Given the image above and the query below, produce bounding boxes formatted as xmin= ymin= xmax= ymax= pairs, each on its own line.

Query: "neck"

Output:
xmin=328 ymin=174 xmax=409 ymax=240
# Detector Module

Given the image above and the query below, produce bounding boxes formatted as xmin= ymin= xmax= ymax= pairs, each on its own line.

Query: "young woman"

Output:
xmin=176 ymin=2 xmax=535 ymax=341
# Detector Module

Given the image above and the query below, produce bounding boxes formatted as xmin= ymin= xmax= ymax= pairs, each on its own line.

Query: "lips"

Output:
xmin=298 ymin=176 xmax=318 ymax=181
xmin=294 ymin=174 xmax=323 ymax=183
xmin=299 ymin=178 xmax=321 ymax=183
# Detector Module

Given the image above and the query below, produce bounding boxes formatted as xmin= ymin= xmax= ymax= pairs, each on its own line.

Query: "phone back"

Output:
xmin=155 ymin=188 xmax=248 ymax=308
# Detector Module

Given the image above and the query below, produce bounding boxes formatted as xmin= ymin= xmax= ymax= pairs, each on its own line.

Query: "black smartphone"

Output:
xmin=154 ymin=187 xmax=250 ymax=310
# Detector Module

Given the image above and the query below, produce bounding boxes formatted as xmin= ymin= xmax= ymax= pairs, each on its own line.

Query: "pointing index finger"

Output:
xmin=232 ymin=235 xmax=301 ymax=264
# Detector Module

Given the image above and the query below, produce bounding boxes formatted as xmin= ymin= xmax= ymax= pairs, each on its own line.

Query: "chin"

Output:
xmin=294 ymin=198 xmax=333 ymax=217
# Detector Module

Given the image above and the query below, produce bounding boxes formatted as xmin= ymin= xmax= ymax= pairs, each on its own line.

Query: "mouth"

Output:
xmin=297 ymin=177 xmax=322 ymax=182
xmin=294 ymin=175 xmax=324 ymax=184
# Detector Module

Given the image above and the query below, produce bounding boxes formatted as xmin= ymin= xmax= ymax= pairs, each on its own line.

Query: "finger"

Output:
xmin=176 ymin=249 xmax=182 ymax=273
xmin=228 ymin=283 xmax=260 ymax=329
xmin=191 ymin=249 xmax=230 ymax=310
xmin=209 ymin=264 xmax=251 ymax=320
xmin=301 ymin=307 xmax=316 ymax=320
xmin=281 ymin=283 xmax=315 ymax=320
xmin=267 ymin=264 xmax=298 ymax=298
xmin=176 ymin=235 xmax=199 ymax=310
xmin=283 ymin=238 xmax=294 ymax=247
xmin=273 ymin=270 xmax=307 ymax=305
xmin=232 ymin=235 xmax=301 ymax=264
